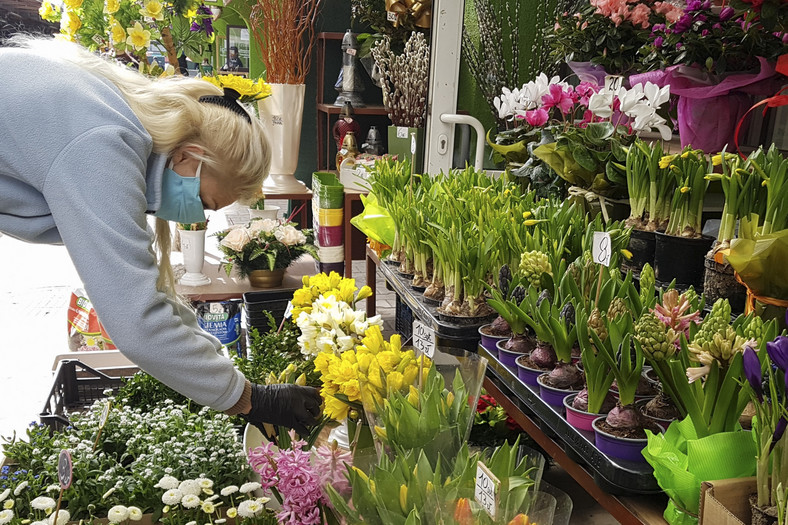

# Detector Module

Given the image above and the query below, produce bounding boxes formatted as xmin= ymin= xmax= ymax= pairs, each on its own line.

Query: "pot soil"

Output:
xmin=703 ymin=254 xmax=746 ymax=313
xmin=594 ymin=417 xmax=660 ymax=440
xmin=642 ymin=393 xmax=680 ymax=421
xmin=541 ymin=362 xmax=585 ymax=390
xmin=622 ymin=228 xmax=656 ymax=275
xmin=501 ymin=334 xmax=535 ymax=355
xmin=482 ymin=317 xmax=512 ymax=338
xmin=654 ymin=232 xmax=714 ymax=291
xmin=750 ymin=494 xmax=778 ymax=525
xmin=611 ymin=375 xmax=659 ymax=398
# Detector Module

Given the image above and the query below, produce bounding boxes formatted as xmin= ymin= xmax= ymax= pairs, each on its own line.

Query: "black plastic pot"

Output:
xmin=243 ymin=289 xmax=296 ymax=334
xmin=654 ymin=233 xmax=714 ymax=291
xmin=622 ymin=228 xmax=656 ymax=275
xmin=703 ymin=255 xmax=746 ymax=313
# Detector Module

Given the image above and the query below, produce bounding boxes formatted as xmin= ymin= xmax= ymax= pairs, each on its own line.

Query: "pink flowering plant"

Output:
xmin=548 ymin=0 xmax=684 ymax=75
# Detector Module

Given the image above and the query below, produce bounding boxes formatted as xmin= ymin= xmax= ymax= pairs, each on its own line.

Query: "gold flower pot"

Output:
xmin=248 ymin=269 xmax=285 ymax=288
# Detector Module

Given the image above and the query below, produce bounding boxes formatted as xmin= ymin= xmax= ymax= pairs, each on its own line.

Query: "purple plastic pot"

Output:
xmin=317 ymin=226 xmax=344 ymax=247
xmin=593 ymin=417 xmax=661 ymax=463
xmin=537 ymin=373 xmax=579 ymax=411
xmin=496 ymin=340 xmax=525 ymax=370
xmin=479 ymin=324 xmax=509 ymax=356
xmin=635 ymin=399 xmax=678 ymax=430
xmin=563 ymin=394 xmax=606 ymax=432
xmin=516 ymin=356 xmax=544 ymax=388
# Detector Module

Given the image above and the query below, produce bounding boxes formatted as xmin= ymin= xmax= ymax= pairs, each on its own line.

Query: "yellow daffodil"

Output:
xmin=407 ymin=385 xmax=419 ymax=408
xmin=356 ymin=285 xmax=373 ymax=302
xmin=140 ymin=0 xmax=164 ymax=20
xmin=61 ymin=10 xmax=81 ymax=34
xmin=38 ymin=1 xmax=60 ymax=22
xmin=621 ymin=248 xmax=633 ymax=260
xmin=522 ymin=211 xmax=532 ymax=219
xmin=109 ymin=19 xmax=126 ymax=45
xmin=126 ymin=21 xmax=151 ymax=51
xmin=341 ymin=379 xmax=360 ymax=399
xmin=387 ymin=371 xmax=404 ymax=393
xmin=324 ymin=395 xmax=350 ymax=420
xmin=63 ymin=0 xmax=83 ymax=9
xmin=399 ymin=484 xmax=408 ymax=513
xmin=680 ymin=186 xmax=691 ymax=193
xmin=356 ymin=352 xmax=372 ymax=374
xmin=376 ymin=350 xmax=399 ymax=374
xmin=105 ymin=0 xmax=119 ymax=13
xmin=523 ymin=219 xmax=542 ymax=226
xmin=659 ymin=155 xmax=676 ymax=169
xmin=681 ymin=150 xmax=691 ymax=158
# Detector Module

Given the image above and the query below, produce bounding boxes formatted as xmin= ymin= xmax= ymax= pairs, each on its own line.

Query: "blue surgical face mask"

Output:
xmin=155 ymin=160 xmax=207 ymax=224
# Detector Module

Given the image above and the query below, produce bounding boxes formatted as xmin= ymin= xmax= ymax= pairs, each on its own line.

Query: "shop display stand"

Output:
xmin=366 ymin=246 xmax=668 ymax=524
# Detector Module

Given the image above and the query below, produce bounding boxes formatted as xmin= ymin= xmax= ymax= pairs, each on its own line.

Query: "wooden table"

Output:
xmin=263 ymin=190 xmax=312 ymax=228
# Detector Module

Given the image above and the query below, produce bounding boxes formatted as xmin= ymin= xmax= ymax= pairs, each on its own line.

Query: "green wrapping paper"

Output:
xmin=349 ymin=194 xmax=396 ymax=248
xmin=642 ymin=417 xmax=756 ymax=525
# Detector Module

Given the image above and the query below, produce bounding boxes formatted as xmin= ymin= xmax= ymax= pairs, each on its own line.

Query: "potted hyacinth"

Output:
xmin=215 ymin=217 xmax=317 ymax=288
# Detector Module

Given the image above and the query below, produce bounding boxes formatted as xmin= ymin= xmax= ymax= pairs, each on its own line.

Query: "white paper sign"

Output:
xmin=474 ymin=461 xmax=499 ymax=520
xmin=592 ymin=231 xmax=612 ymax=267
xmin=604 ymin=75 xmax=624 ymax=91
xmin=410 ymin=133 xmax=417 ymax=155
xmin=284 ymin=301 xmax=294 ymax=319
xmin=58 ymin=450 xmax=73 ymax=490
xmin=99 ymin=401 xmax=111 ymax=429
xmin=396 ymin=126 xmax=408 ymax=139
xmin=387 ymin=10 xmax=398 ymax=22
xmin=412 ymin=320 xmax=436 ymax=358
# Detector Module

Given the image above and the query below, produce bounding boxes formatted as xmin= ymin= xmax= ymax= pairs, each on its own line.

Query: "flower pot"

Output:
xmin=593 ymin=417 xmax=658 ymax=463
xmin=259 ymin=83 xmax=309 ymax=193
xmin=317 ymin=208 xmax=343 ymax=227
xmin=636 ymin=398 xmax=678 ymax=429
xmin=496 ymin=339 xmax=524 ymax=370
xmin=248 ymin=268 xmax=285 ymax=288
xmin=703 ymin=254 xmax=746 ymax=314
xmin=654 ymin=232 xmax=715 ymax=291
xmin=317 ymin=261 xmax=345 ymax=275
xmin=387 ymin=126 xmax=424 ymax=171
xmin=249 ymin=205 xmax=280 ymax=220
xmin=317 ymin=245 xmax=343 ymax=263
xmin=478 ymin=324 xmax=509 ymax=356
xmin=178 ymin=229 xmax=211 ymax=286
xmin=537 ymin=373 xmax=579 ymax=411
xmin=317 ymin=225 xmax=344 ymax=247
xmin=516 ymin=355 xmax=545 ymax=388
xmin=564 ymin=394 xmax=606 ymax=432
xmin=622 ymin=228 xmax=656 ymax=275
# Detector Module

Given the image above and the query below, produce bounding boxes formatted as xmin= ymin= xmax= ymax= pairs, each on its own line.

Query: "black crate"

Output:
xmin=395 ymin=294 xmax=414 ymax=341
xmin=40 ymin=360 xmax=134 ymax=431
xmin=243 ymin=289 xmax=297 ymax=334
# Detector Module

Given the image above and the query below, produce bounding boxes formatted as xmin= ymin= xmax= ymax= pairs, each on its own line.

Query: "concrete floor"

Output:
xmin=0 ymin=203 xmax=620 ymax=524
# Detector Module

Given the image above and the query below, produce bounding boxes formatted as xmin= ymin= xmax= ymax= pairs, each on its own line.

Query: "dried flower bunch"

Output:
xmin=372 ymin=32 xmax=430 ymax=128
xmin=249 ymin=0 xmax=323 ymax=84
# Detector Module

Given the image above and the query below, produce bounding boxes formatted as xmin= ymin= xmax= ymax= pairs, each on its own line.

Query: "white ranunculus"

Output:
xmin=220 ymin=227 xmax=252 ymax=252
xmin=274 ymin=225 xmax=306 ymax=246
xmin=248 ymin=218 xmax=278 ymax=236
xmin=161 ymin=489 xmax=183 ymax=505
xmin=155 ymin=475 xmax=180 ymax=490
xmin=108 ymin=505 xmax=129 ymax=524
xmin=181 ymin=494 xmax=201 ymax=509
xmin=127 ymin=506 xmax=143 ymax=521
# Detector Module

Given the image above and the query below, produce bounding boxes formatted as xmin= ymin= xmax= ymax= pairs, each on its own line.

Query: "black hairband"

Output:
xmin=199 ymin=87 xmax=252 ymax=124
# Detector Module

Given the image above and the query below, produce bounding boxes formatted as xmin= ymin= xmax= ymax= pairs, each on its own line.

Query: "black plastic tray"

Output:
xmin=480 ymin=346 xmax=662 ymax=496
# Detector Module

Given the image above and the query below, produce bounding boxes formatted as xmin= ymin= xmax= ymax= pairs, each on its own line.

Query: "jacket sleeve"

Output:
xmin=42 ymin=125 xmax=246 ymax=411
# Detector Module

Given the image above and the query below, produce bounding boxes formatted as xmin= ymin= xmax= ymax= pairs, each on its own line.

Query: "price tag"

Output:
xmin=272 ymin=115 xmax=283 ymax=126
xmin=396 ymin=126 xmax=408 ymax=139
xmin=592 ymin=231 xmax=612 ymax=267
xmin=387 ymin=10 xmax=398 ymax=22
xmin=412 ymin=320 xmax=436 ymax=359
xmin=604 ymin=75 xmax=624 ymax=91
xmin=58 ymin=450 xmax=73 ymax=490
xmin=474 ymin=461 xmax=499 ymax=520
xmin=346 ymin=48 xmax=357 ymax=56
xmin=99 ymin=401 xmax=111 ymax=429
xmin=284 ymin=301 xmax=294 ymax=319
xmin=410 ymin=133 xmax=417 ymax=155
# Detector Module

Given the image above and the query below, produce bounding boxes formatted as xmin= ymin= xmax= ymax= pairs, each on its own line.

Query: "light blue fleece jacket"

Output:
xmin=0 ymin=47 xmax=245 ymax=411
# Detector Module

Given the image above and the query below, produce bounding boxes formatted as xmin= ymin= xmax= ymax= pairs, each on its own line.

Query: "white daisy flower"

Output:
xmin=201 ymin=501 xmax=215 ymax=514
xmin=181 ymin=494 xmax=201 ymax=509
xmin=198 ymin=479 xmax=213 ymax=489
xmin=0 ymin=510 xmax=12 ymax=525
xmin=107 ymin=505 xmax=129 ymax=524
xmin=215 ymin=520 xmax=226 ymax=524
xmin=239 ymin=482 xmax=261 ymax=494
xmin=47 ymin=509 xmax=69 ymax=525
xmin=155 ymin=475 xmax=179 ymax=490
xmin=13 ymin=482 xmax=28 ymax=496
xmin=161 ymin=489 xmax=183 ymax=505
xmin=185 ymin=522 xmax=196 ymax=525
xmin=2 ymin=501 xmax=12 ymax=510
xmin=237 ymin=500 xmax=262 ymax=518
xmin=45 ymin=485 xmax=60 ymax=494
xmin=220 ymin=486 xmax=238 ymax=497
xmin=127 ymin=506 xmax=143 ymax=521
xmin=178 ymin=480 xmax=201 ymax=497
xmin=31 ymin=497 xmax=57 ymax=512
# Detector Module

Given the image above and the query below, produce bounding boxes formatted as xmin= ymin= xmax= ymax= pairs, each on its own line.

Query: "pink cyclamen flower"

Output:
xmin=525 ymin=108 xmax=549 ymax=127
xmin=541 ymin=84 xmax=575 ymax=115
xmin=575 ymin=81 xmax=599 ymax=106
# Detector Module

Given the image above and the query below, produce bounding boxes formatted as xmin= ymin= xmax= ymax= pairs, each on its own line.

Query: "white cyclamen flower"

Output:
xmin=108 ymin=505 xmax=129 ymax=524
xmin=31 ymin=497 xmax=57 ymax=511
xmin=239 ymin=482 xmax=261 ymax=494
xmin=178 ymin=480 xmax=201 ymax=497
xmin=588 ymin=90 xmax=615 ymax=118
xmin=127 ymin=506 xmax=143 ymax=521
xmin=13 ymin=482 xmax=28 ymax=496
xmin=47 ymin=509 xmax=69 ymax=525
xmin=181 ymin=494 xmax=201 ymax=509
xmin=220 ymin=486 xmax=238 ymax=497
xmin=237 ymin=500 xmax=262 ymax=518
xmin=162 ymin=489 xmax=183 ymax=505
xmin=155 ymin=475 xmax=180 ymax=490
xmin=0 ymin=510 xmax=12 ymax=525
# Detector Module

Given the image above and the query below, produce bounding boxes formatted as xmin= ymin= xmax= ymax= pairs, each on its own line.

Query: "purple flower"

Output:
xmin=767 ymin=336 xmax=788 ymax=371
xmin=713 ymin=23 xmax=722 ymax=30
xmin=701 ymin=29 xmax=709 ymax=37
xmin=771 ymin=416 xmax=787 ymax=453
xmin=652 ymin=23 xmax=666 ymax=32
xmin=676 ymin=42 xmax=683 ymax=49
xmin=674 ymin=14 xmax=694 ymax=33
xmin=654 ymin=36 xmax=664 ymax=48
xmin=686 ymin=0 xmax=702 ymax=11
xmin=719 ymin=7 xmax=735 ymax=22
xmin=189 ymin=5 xmax=214 ymax=37
xmin=743 ymin=346 xmax=763 ymax=401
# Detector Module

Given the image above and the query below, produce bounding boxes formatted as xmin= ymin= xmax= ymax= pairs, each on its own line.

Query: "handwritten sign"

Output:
xmin=396 ymin=126 xmax=408 ymax=139
xmin=272 ymin=115 xmax=283 ymax=126
xmin=474 ymin=461 xmax=499 ymax=520
xmin=284 ymin=301 xmax=294 ymax=319
xmin=387 ymin=11 xmax=398 ymax=22
xmin=58 ymin=450 xmax=73 ymax=490
xmin=410 ymin=133 xmax=417 ymax=155
xmin=604 ymin=75 xmax=624 ymax=91
xmin=412 ymin=320 xmax=436 ymax=359
xmin=99 ymin=402 xmax=111 ymax=429
xmin=592 ymin=231 xmax=612 ymax=267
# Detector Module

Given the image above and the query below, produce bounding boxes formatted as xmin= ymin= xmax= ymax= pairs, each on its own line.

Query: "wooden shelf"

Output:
xmin=317 ymin=103 xmax=389 ymax=116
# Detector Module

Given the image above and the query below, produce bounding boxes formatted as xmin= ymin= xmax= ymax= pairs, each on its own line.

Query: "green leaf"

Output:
xmin=571 ymin=143 xmax=598 ymax=173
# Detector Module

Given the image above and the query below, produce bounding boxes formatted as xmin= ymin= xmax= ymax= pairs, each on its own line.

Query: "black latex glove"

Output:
xmin=246 ymin=383 xmax=322 ymax=436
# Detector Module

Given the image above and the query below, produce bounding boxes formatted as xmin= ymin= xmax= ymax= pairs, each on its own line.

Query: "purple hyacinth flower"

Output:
xmin=719 ymin=7 xmax=735 ymax=22
xmin=743 ymin=347 xmax=763 ymax=401
xmin=767 ymin=336 xmax=788 ymax=371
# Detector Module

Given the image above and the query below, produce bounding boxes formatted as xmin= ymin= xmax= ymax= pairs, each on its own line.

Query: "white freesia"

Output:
xmin=108 ymin=505 xmax=129 ymax=524
xmin=274 ymin=225 xmax=306 ymax=246
xmin=181 ymin=494 xmax=201 ymax=509
xmin=155 ymin=475 xmax=180 ymax=490
xmin=248 ymin=218 xmax=278 ymax=236
xmin=162 ymin=489 xmax=183 ymax=505
xmin=237 ymin=500 xmax=263 ymax=518
xmin=47 ymin=509 xmax=69 ymax=525
xmin=239 ymin=482 xmax=261 ymax=494
xmin=296 ymin=295 xmax=383 ymax=356
xmin=31 ymin=497 xmax=57 ymax=511
xmin=220 ymin=227 xmax=252 ymax=252
xmin=220 ymin=486 xmax=239 ymax=497
xmin=128 ymin=506 xmax=143 ymax=521
xmin=0 ymin=510 xmax=11 ymax=525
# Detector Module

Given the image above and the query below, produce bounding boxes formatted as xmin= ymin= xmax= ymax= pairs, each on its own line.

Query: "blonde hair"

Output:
xmin=10 ymin=36 xmax=271 ymax=294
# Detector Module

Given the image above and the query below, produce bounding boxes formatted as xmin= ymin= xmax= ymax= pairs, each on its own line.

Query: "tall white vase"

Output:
xmin=179 ymin=229 xmax=211 ymax=286
xmin=258 ymin=83 xmax=309 ymax=194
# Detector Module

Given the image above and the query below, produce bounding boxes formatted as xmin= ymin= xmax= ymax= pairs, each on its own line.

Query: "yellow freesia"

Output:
xmin=63 ymin=0 xmax=83 ymax=9
xmin=126 ymin=22 xmax=151 ymax=51
xmin=105 ymin=0 xmax=119 ymax=13
xmin=61 ymin=10 xmax=81 ymax=34
xmin=659 ymin=155 xmax=676 ymax=169
xmin=140 ymin=0 xmax=164 ymax=20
